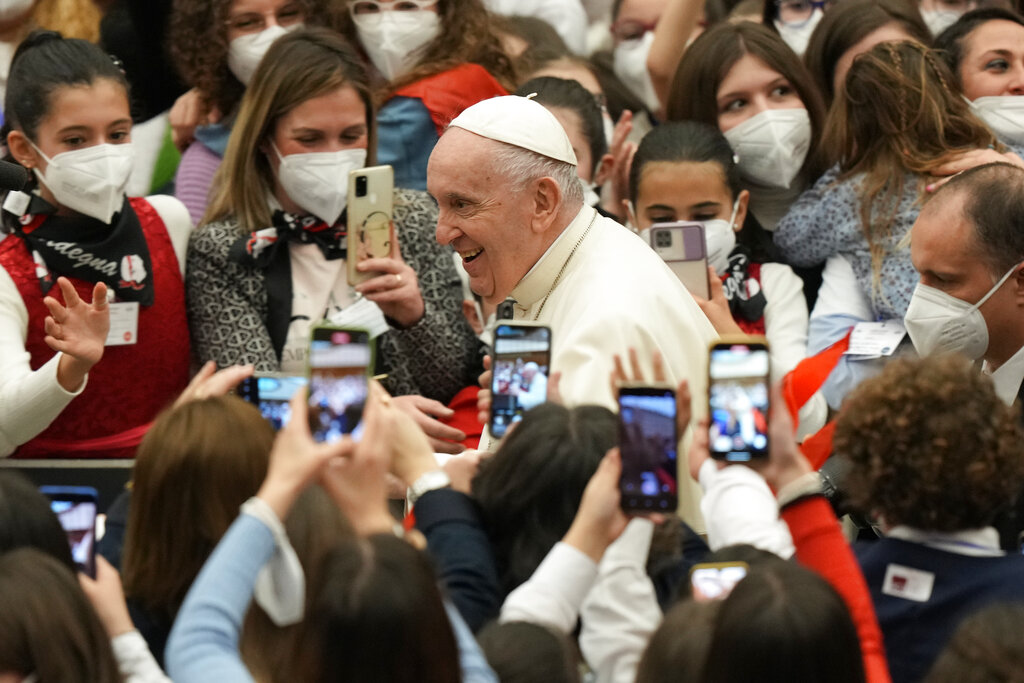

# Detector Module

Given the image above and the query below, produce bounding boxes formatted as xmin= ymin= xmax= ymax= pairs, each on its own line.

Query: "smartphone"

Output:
xmin=237 ymin=373 xmax=309 ymax=430
xmin=647 ymin=222 xmax=710 ymax=299
xmin=347 ymin=165 xmax=394 ymax=286
xmin=490 ymin=323 xmax=552 ymax=439
xmin=40 ymin=486 xmax=98 ymax=579
xmin=307 ymin=325 xmax=373 ymax=443
xmin=618 ymin=386 xmax=678 ymax=512
xmin=708 ymin=339 xmax=771 ymax=462
xmin=690 ymin=561 xmax=749 ymax=602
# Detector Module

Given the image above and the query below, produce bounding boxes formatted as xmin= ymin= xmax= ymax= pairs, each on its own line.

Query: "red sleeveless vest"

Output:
xmin=0 ymin=198 xmax=190 ymax=458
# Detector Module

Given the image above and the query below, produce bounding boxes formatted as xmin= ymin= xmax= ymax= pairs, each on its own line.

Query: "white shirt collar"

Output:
xmin=886 ymin=525 xmax=1004 ymax=557
xmin=509 ymin=204 xmax=592 ymax=310
xmin=982 ymin=343 xmax=1024 ymax=406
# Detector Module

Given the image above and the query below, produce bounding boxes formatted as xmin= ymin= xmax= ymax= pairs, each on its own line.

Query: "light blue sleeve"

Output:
xmin=165 ymin=514 xmax=274 ymax=683
xmin=774 ymin=165 xmax=854 ymax=268
xmin=445 ymin=600 xmax=498 ymax=683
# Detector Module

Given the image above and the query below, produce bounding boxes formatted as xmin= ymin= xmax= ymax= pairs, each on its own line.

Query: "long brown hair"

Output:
xmin=825 ymin=39 xmax=997 ymax=286
xmin=122 ymin=396 xmax=273 ymax=622
xmin=203 ymin=27 xmax=376 ymax=230
xmin=802 ymin=0 xmax=931 ymax=105
xmin=330 ymin=0 xmax=517 ymax=97
xmin=169 ymin=0 xmax=331 ymax=117
xmin=0 ymin=548 xmax=121 ymax=683
xmin=667 ymin=21 xmax=826 ymax=182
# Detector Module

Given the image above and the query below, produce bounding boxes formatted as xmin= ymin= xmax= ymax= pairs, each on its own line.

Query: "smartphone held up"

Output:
xmin=647 ymin=221 xmax=710 ymax=299
xmin=489 ymin=323 xmax=552 ymax=439
xmin=41 ymin=486 xmax=98 ymax=579
xmin=708 ymin=339 xmax=770 ymax=462
xmin=618 ymin=385 xmax=678 ymax=513
xmin=307 ymin=325 xmax=372 ymax=443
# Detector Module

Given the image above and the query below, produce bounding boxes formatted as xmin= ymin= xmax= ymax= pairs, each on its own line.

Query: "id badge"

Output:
xmin=105 ymin=302 xmax=139 ymax=346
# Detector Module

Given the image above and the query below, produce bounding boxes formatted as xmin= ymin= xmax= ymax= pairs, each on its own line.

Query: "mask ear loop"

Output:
xmin=971 ymin=261 xmax=1023 ymax=313
xmin=727 ymin=196 xmax=740 ymax=231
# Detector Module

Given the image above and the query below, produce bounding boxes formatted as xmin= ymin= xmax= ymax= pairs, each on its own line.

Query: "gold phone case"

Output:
xmin=347 ymin=165 xmax=394 ymax=286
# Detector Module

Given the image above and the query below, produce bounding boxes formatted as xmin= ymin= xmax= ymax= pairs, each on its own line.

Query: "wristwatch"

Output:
xmin=408 ymin=469 xmax=452 ymax=507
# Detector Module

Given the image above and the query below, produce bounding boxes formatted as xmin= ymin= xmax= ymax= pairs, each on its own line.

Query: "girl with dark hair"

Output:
xmin=667 ymin=21 xmax=826 ymax=232
xmin=803 ymin=0 xmax=931 ymax=106
xmin=936 ymin=8 xmax=1024 ymax=148
xmin=626 ymin=121 xmax=810 ymax=385
xmin=331 ymin=0 xmax=514 ymax=191
xmin=0 ymin=30 xmax=191 ymax=459
xmin=760 ymin=0 xmax=836 ymax=56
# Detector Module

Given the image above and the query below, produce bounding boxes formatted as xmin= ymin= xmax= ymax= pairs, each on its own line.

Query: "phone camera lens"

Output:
xmin=355 ymin=175 xmax=368 ymax=198
xmin=654 ymin=230 xmax=672 ymax=248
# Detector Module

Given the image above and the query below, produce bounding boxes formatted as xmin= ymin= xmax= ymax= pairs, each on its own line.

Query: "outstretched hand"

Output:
xmin=45 ymin=277 xmax=110 ymax=392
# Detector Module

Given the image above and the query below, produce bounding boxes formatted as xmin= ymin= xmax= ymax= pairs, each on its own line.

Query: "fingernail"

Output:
xmin=925 ymin=183 xmax=935 ymax=192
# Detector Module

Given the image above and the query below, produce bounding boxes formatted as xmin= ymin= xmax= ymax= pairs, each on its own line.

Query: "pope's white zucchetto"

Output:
xmin=447 ymin=95 xmax=579 ymax=167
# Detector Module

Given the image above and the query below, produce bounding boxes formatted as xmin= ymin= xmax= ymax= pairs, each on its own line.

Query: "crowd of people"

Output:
xmin=1 ymin=0 xmax=1024 ymax=680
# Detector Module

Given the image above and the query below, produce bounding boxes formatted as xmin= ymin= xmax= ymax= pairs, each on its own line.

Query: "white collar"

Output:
xmin=982 ymin=343 xmax=1024 ymax=406
xmin=885 ymin=525 xmax=1004 ymax=557
xmin=510 ymin=204 xmax=593 ymax=310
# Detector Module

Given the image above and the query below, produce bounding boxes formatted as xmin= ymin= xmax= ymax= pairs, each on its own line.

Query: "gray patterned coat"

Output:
xmin=185 ymin=188 xmax=483 ymax=403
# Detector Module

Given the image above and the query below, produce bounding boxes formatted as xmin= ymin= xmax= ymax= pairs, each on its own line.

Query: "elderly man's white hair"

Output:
xmin=488 ymin=139 xmax=585 ymax=207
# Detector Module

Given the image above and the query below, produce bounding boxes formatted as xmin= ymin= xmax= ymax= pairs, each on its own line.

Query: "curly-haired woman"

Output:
xmin=331 ymin=0 xmax=515 ymax=191
xmin=168 ymin=0 xmax=331 ymax=224
xmin=836 ymin=354 xmax=1024 ymax=683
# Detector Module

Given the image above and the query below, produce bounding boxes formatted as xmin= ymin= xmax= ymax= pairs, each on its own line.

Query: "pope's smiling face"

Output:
xmin=428 ymin=127 xmax=543 ymax=306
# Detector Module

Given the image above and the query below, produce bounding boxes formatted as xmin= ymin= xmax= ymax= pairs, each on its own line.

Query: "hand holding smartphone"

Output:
xmin=618 ymin=385 xmax=678 ymax=513
xmin=307 ymin=325 xmax=373 ymax=443
xmin=708 ymin=339 xmax=770 ymax=462
xmin=489 ymin=323 xmax=552 ymax=439
xmin=41 ymin=486 xmax=98 ymax=578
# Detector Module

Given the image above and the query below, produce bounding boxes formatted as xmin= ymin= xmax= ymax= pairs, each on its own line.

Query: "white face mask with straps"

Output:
xmin=701 ymin=197 xmax=742 ymax=274
xmin=723 ymin=108 xmax=811 ymax=190
xmin=903 ymin=263 xmax=1020 ymax=359
xmin=969 ymin=95 xmax=1024 ymax=146
xmin=228 ymin=24 xmax=302 ymax=86
xmin=31 ymin=141 xmax=134 ymax=224
xmin=271 ymin=143 xmax=367 ymax=225
xmin=352 ymin=10 xmax=440 ymax=81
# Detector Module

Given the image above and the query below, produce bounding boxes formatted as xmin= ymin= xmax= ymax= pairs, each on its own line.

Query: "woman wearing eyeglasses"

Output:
xmin=168 ymin=0 xmax=331 ymax=225
xmin=761 ymin=0 xmax=837 ymax=55
xmin=331 ymin=0 xmax=515 ymax=191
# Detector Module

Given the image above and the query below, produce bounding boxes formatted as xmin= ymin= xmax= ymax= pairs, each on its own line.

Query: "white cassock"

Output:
xmin=490 ymin=204 xmax=720 ymax=530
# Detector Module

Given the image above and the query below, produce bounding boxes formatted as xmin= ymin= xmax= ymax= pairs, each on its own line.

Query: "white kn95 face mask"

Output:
xmin=723 ymin=108 xmax=811 ymax=190
xmin=32 ymin=142 xmax=134 ymax=224
xmin=903 ymin=264 xmax=1020 ymax=359
xmin=272 ymin=144 xmax=367 ymax=225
